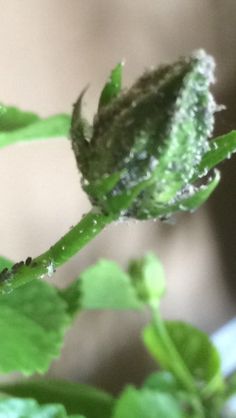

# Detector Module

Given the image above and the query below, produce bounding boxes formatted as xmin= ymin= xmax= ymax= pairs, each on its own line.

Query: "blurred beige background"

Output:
xmin=0 ymin=0 xmax=236 ymax=392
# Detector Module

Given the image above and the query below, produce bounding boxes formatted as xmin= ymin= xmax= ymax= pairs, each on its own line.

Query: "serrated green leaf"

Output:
xmin=98 ymin=63 xmax=123 ymax=109
xmin=0 ymin=380 xmax=114 ymax=418
xmin=80 ymin=259 xmax=143 ymax=310
xmin=112 ymin=386 xmax=183 ymax=418
xmin=0 ymin=280 xmax=70 ymax=375
xmin=143 ymin=321 xmax=223 ymax=395
xmin=0 ymin=397 xmax=83 ymax=418
xmin=0 ymin=111 xmax=70 ymax=149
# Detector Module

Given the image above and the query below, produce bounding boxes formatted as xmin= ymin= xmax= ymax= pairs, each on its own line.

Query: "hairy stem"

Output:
xmin=0 ymin=209 xmax=116 ymax=294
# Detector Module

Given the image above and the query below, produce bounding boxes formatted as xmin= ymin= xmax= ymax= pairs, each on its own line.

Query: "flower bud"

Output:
xmin=128 ymin=253 xmax=166 ymax=308
xmin=71 ymin=50 xmax=218 ymax=219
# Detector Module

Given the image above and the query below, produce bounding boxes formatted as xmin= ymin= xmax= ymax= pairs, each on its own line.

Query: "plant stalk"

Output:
xmin=0 ymin=209 xmax=116 ymax=294
xmin=151 ymin=308 xmax=197 ymax=393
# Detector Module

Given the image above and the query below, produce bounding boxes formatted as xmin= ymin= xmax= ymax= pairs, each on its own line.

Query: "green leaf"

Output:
xmin=141 ymin=170 xmax=220 ymax=220
xmin=60 ymin=257 xmax=145 ymax=315
xmin=173 ymin=170 xmax=220 ymax=213
xmin=79 ymin=259 xmax=143 ymax=310
xmin=98 ymin=62 xmax=123 ymax=109
xmin=112 ymin=386 xmax=183 ymax=418
xmin=0 ymin=280 xmax=70 ymax=375
xmin=0 ymin=396 xmax=83 ymax=417
xmin=0 ymin=111 xmax=70 ymax=149
xmin=128 ymin=253 xmax=166 ymax=307
xmin=0 ymin=380 xmax=114 ymax=418
xmin=59 ymin=280 xmax=81 ymax=318
xmin=143 ymin=371 xmax=180 ymax=393
xmin=197 ymin=131 xmax=236 ymax=175
xmin=143 ymin=373 xmax=207 ymax=417
xmin=143 ymin=321 xmax=223 ymax=395
xmin=0 ymin=104 xmax=40 ymax=132
xmin=83 ymin=171 xmax=123 ymax=201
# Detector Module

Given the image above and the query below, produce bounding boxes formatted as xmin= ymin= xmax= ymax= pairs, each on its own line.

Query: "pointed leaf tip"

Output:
xmin=98 ymin=62 xmax=123 ymax=109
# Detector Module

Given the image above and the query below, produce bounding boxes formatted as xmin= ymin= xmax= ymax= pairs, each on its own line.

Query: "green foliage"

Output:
xmin=143 ymin=320 xmax=224 ymax=395
xmin=112 ymin=386 xmax=183 ymax=418
xmin=79 ymin=259 xmax=143 ymax=310
xmin=98 ymin=63 xmax=123 ymax=109
xmin=128 ymin=253 xmax=166 ymax=307
xmin=0 ymin=397 xmax=83 ymax=418
xmin=71 ymin=51 xmax=228 ymax=221
xmin=0 ymin=51 xmax=236 ymax=418
xmin=0 ymin=380 xmax=114 ymax=418
xmin=0 ymin=104 xmax=40 ymax=132
xmin=143 ymin=371 xmax=180 ymax=393
xmin=197 ymin=130 xmax=236 ymax=175
xmin=0 ymin=104 xmax=70 ymax=149
xmin=0 ymin=276 xmax=70 ymax=375
xmin=60 ymin=258 xmax=143 ymax=313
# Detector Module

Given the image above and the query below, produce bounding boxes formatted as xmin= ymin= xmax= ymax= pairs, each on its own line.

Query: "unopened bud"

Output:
xmin=71 ymin=50 xmax=217 ymax=219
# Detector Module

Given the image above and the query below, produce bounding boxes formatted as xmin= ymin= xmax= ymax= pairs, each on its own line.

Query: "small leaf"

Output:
xmin=135 ymin=170 xmax=220 ymax=220
xmin=0 ymin=380 xmax=114 ymax=418
xmin=80 ymin=259 xmax=143 ymax=310
xmin=197 ymin=131 xmax=236 ymax=175
xmin=143 ymin=371 xmax=180 ymax=393
xmin=98 ymin=62 xmax=123 ymax=109
xmin=0 ymin=112 xmax=70 ymax=149
xmin=173 ymin=170 xmax=220 ymax=213
xmin=0 ymin=280 xmax=70 ymax=375
xmin=143 ymin=321 xmax=223 ymax=395
xmin=112 ymin=386 xmax=183 ymax=418
xmin=0 ymin=104 xmax=40 ymax=132
xmin=59 ymin=280 xmax=81 ymax=318
xmin=0 ymin=397 xmax=83 ymax=417
xmin=83 ymin=171 xmax=123 ymax=201
xmin=143 ymin=372 xmax=209 ymax=417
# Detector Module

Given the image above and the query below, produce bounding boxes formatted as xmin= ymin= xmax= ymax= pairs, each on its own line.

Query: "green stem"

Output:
xmin=151 ymin=309 xmax=206 ymax=416
xmin=151 ymin=308 xmax=197 ymax=394
xmin=0 ymin=209 xmax=116 ymax=294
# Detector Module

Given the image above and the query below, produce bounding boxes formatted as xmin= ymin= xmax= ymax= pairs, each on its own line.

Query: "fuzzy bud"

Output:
xmin=71 ymin=50 xmax=217 ymax=219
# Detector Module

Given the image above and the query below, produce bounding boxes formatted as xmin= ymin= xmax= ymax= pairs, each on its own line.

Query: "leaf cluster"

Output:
xmin=0 ymin=254 xmax=235 ymax=417
xmin=0 ymin=53 xmax=236 ymax=417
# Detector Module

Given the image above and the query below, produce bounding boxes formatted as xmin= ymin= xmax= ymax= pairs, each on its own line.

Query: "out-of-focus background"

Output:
xmin=0 ymin=0 xmax=235 ymax=393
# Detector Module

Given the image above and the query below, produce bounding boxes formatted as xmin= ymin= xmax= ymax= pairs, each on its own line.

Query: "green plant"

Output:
xmin=0 ymin=50 xmax=235 ymax=417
